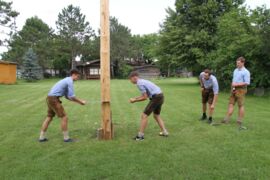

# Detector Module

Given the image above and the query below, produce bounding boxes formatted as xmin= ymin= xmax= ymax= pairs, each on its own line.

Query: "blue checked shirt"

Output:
xmin=137 ymin=79 xmax=162 ymax=98
xmin=232 ymin=67 xmax=250 ymax=85
xmin=199 ymin=72 xmax=219 ymax=95
xmin=48 ymin=77 xmax=75 ymax=98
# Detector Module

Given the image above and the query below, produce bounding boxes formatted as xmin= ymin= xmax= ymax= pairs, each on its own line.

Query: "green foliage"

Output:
xmin=4 ymin=5 xmax=96 ymax=73
xmin=22 ymin=48 xmax=43 ymax=81
xmin=158 ymin=0 xmax=243 ymax=75
xmin=48 ymin=35 xmax=71 ymax=72
xmin=81 ymin=35 xmax=100 ymax=61
xmin=131 ymin=34 xmax=159 ymax=64
xmin=3 ymin=0 xmax=269 ymax=87
xmin=209 ymin=7 xmax=270 ymax=88
xmin=117 ymin=63 xmax=133 ymax=79
xmin=158 ymin=0 xmax=270 ymax=88
xmin=250 ymin=7 xmax=270 ymax=88
xmin=0 ymin=0 xmax=19 ymax=46
xmin=56 ymin=4 xmax=95 ymax=68
xmin=109 ymin=17 xmax=133 ymax=77
xmin=2 ymin=16 xmax=53 ymax=69
xmin=0 ymin=0 xmax=19 ymax=25
xmin=207 ymin=8 xmax=255 ymax=89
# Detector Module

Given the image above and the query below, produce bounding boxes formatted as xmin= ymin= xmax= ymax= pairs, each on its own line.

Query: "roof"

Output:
xmin=76 ymin=59 xmax=100 ymax=67
xmin=0 ymin=60 xmax=17 ymax=65
xmin=133 ymin=65 xmax=159 ymax=70
xmin=76 ymin=59 xmax=115 ymax=67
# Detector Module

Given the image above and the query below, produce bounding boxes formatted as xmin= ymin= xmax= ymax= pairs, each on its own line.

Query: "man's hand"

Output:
xmin=129 ymin=98 xmax=136 ymax=103
xmin=69 ymin=97 xmax=87 ymax=105
xmin=130 ymin=93 xmax=148 ymax=103
xmin=201 ymin=87 xmax=204 ymax=92
xmin=210 ymin=104 xmax=215 ymax=110
xmin=80 ymin=100 xmax=87 ymax=105
xmin=231 ymin=87 xmax=236 ymax=94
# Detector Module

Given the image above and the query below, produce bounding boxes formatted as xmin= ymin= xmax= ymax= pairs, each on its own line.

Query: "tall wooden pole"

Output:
xmin=100 ymin=0 xmax=113 ymax=140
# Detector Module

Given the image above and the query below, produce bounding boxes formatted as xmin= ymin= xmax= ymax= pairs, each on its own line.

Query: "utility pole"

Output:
xmin=99 ymin=0 xmax=113 ymax=140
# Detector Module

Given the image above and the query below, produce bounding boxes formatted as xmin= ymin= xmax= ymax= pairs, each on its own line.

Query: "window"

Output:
xmin=90 ymin=68 xmax=100 ymax=75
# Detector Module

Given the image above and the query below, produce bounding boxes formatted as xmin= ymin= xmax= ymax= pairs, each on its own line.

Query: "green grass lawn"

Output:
xmin=0 ymin=78 xmax=270 ymax=180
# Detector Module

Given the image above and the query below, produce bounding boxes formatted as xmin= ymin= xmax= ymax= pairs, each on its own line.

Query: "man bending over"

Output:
xmin=39 ymin=69 xmax=86 ymax=143
xmin=129 ymin=72 xmax=169 ymax=141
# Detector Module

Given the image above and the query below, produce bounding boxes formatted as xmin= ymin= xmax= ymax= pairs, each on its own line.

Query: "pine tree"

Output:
xmin=56 ymin=5 xmax=95 ymax=69
xmin=3 ymin=16 xmax=53 ymax=67
xmin=0 ymin=0 xmax=19 ymax=47
xmin=22 ymin=48 xmax=43 ymax=81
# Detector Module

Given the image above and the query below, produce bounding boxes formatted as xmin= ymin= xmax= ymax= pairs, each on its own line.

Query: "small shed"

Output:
xmin=76 ymin=59 xmax=114 ymax=79
xmin=175 ymin=68 xmax=193 ymax=78
xmin=133 ymin=65 xmax=160 ymax=79
xmin=0 ymin=60 xmax=17 ymax=84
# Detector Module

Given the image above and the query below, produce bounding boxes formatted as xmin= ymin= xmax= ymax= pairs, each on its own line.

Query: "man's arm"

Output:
xmin=211 ymin=94 xmax=218 ymax=109
xmin=129 ymin=93 xmax=148 ymax=103
xmin=68 ymin=97 xmax=86 ymax=105
xmin=66 ymin=80 xmax=86 ymax=105
xmin=199 ymin=73 xmax=204 ymax=92
xmin=199 ymin=73 xmax=204 ymax=87
xmin=211 ymin=77 xmax=219 ymax=109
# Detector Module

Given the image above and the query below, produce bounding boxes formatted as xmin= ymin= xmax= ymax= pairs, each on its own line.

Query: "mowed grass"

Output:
xmin=0 ymin=78 xmax=270 ymax=180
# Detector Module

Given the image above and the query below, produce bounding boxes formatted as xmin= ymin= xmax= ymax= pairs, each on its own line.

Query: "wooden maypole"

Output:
xmin=99 ymin=0 xmax=113 ymax=140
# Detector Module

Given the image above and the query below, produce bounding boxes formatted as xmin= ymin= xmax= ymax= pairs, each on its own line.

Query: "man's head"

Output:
xmin=236 ymin=57 xmax=245 ymax=69
xmin=70 ymin=69 xmax=80 ymax=81
xmin=203 ymin=69 xmax=211 ymax=80
xmin=128 ymin=71 xmax=139 ymax=84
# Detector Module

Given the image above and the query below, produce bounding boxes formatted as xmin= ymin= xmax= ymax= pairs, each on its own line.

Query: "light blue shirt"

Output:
xmin=232 ymin=67 xmax=250 ymax=85
xmin=48 ymin=77 xmax=75 ymax=98
xmin=199 ymin=72 xmax=219 ymax=95
xmin=137 ymin=79 xmax=162 ymax=98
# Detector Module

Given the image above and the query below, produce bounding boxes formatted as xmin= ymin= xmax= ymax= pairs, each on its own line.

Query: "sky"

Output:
xmin=1 ymin=0 xmax=270 ymax=54
xmin=9 ymin=0 xmax=176 ymax=35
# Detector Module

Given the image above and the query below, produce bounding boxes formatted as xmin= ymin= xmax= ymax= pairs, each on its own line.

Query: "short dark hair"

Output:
xmin=128 ymin=71 xmax=139 ymax=79
xmin=70 ymin=69 xmax=80 ymax=75
xmin=204 ymin=69 xmax=212 ymax=76
xmin=237 ymin=57 xmax=245 ymax=63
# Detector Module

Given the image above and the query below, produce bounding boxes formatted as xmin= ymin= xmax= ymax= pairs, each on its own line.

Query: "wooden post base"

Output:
xmin=97 ymin=125 xmax=114 ymax=140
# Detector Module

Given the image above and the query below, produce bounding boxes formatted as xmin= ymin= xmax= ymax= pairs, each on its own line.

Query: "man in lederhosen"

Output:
xmin=39 ymin=69 xmax=86 ymax=142
xmin=129 ymin=72 xmax=169 ymax=141
xmin=199 ymin=69 xmax=219 ymax=124
xmin=222 ymin=57 xmax=250 ymax=129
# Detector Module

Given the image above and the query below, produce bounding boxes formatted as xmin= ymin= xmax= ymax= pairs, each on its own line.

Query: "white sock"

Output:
xmin=39 ymin=131 xmax=46 ymax=140
xmin=138 ymin=132 xmax=144 ymax=137
xmin=63 ymin=131 xmax=70 ymax=140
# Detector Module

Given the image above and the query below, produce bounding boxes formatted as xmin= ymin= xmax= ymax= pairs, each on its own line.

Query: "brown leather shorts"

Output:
xmin=46 ymin=96 xmax=66 ymax=118
xmin=144 ymin=94 xmax=164 ymax=116
xmin=202 ymin=89 xmax=214 ymax=104
xmin=229 ymin=88 xmax=247 ymax=106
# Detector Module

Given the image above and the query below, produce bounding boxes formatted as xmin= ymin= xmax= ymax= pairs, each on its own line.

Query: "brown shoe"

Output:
xmin=236 ymin=120 xmax=242 ymax=126
xmin=221 ymin=119 xmax=230 ymax=124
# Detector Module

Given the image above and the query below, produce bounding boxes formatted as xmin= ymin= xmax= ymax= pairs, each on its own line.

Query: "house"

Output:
xmin=125 ymin=59 xmax=161 ymax=79
xmin=76 ymin=59 xmax=160 ymax=79
xmin=44 ymin=69 xmax=60 ymax=77
xmin=175 ymin=68 xmax=193 ymax=78
xmin=132 ymin=65 xmax=160 ymax=79
xmin=76 ymin=59 xmax=114 ymax=79
xmin=0 ymin=60 xmax=17 ymax=84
